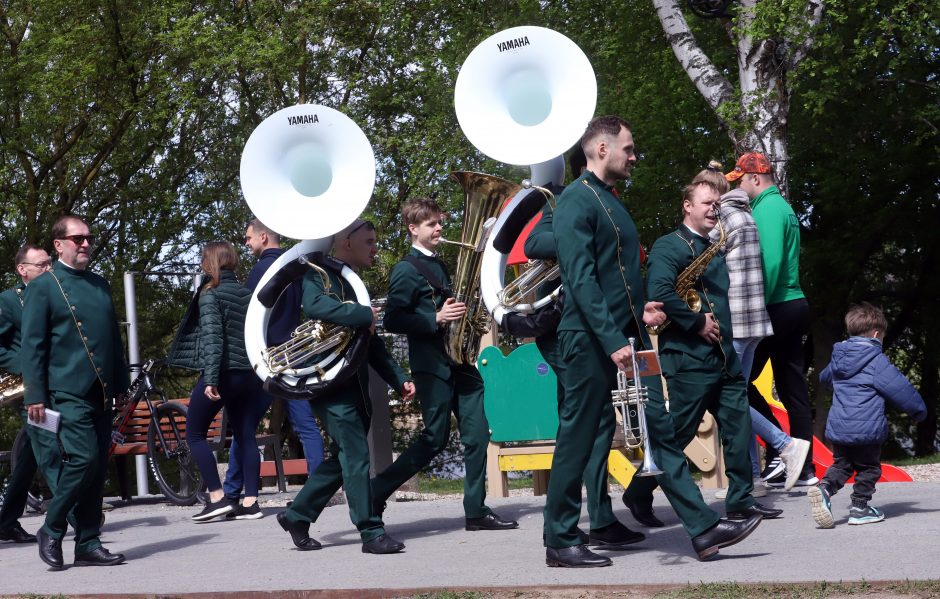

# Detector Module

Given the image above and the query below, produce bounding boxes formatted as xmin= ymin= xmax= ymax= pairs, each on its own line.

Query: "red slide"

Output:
xmin=768 ymin=404 xmax=912 ymax=483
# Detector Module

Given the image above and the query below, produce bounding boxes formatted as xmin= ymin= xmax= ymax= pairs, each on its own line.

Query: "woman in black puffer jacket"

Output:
xmin=178 ymin=241 xmax=265 ymax=522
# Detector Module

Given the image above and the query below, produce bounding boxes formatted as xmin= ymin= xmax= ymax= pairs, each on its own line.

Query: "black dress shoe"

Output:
xmin=36 ymin=528 xmax=63 ymax=570
xmin=623 ymin=493 xmax=665 ymax=528
xmin=691 ymin=515 xmax=762 ymax=561
xmin=74 ymin=547 xmax=126 ymax=567
xmin=0 ymin=524 xmax=37 ymax=543
xmin=727 ymin=502 xmax=783 ymax=521
xmin=546 ymin=544 xmax=612 ymax=568
xmin=589 ymin=520 xmax=645 ymax=548
xmin=465 ymin=512 xmax=519 ymax=531
xmin=277 ymin=512 xmax=321 ymax=551
xmin=361 ymin=533 xmax=405 ymax=554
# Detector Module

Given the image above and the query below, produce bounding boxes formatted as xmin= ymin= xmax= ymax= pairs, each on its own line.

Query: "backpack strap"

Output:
xmin=404 ymin=255 xmax=453 ymax=300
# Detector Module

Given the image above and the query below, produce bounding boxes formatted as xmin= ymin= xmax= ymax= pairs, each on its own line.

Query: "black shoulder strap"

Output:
xmin=404 ymin=255 xmax=452 ymax=299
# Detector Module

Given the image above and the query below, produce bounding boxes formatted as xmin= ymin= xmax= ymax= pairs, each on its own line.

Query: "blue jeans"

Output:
xmin=186 ymin=371 xmax=266 ymax=497
xmin=223 ymin=394 xmax=324 ymax=500
xmin=734 ymin=337 xmax=791 ymax=476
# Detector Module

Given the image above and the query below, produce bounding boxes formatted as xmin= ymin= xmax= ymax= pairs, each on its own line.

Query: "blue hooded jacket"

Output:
xmin=820 ymin=336 xmax=926 ymax=445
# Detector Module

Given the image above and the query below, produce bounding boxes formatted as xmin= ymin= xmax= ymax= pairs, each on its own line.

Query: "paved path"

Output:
xmin=1 ymin=482 xmax=938 ymax=596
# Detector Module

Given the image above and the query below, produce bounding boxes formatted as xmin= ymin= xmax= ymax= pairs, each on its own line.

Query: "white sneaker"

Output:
xmin=780 ymin=438 xmax=811 ymax=491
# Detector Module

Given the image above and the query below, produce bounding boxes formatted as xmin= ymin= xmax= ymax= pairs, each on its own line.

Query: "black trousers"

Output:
xmin=747 ymin=298 xmax=814 ymax=477
xmin=821 ymin=443 xmax=882 ymax=507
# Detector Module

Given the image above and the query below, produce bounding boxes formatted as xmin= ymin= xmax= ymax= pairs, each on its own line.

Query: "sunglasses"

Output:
xmin=58 ymin=234 xmax=96 ymax=245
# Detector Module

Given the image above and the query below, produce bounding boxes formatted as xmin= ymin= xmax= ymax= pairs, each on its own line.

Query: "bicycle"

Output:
xmin=110 ymin=358 xmax=203 ymax=506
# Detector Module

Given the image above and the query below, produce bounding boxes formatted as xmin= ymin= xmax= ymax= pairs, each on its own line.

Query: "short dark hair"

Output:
xmin=580 ymin=115 xmax=632 ymax=153
xmin=247 ymin=218 xmax=280 ymax=245
xmin=51 ymin=214 xmax=90 ymax=240
xmin=14 ymin=244 xmax=44 ymax=268
xmin=845 ymin=302 xmax=887 ymax=337
xmin=402 ymin=197 xmax=443 ymax=229
xmin=568 ymin=143 xmax=587 ymax=176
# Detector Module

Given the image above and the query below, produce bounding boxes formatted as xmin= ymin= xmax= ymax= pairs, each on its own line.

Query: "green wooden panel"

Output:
xmin=479 ymin=343 xmax=559 ymax=442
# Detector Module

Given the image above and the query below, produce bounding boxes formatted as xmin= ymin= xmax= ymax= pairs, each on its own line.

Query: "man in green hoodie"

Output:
xmin=725 ymin=153 xmax=816 ymax=485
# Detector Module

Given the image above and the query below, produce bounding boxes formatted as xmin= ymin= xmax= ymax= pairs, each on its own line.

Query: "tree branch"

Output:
xmin=652 ymin=0 xmax=736 ymax=114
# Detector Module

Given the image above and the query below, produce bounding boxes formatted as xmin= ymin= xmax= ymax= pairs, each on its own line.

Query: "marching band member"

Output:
xmin=641 ymin=180 xmax=781 ymax=526
xmin=22 ymin=215 xmax=129 ymax=569
xmin=370 ymin=198 xmax=518 ymax=532
xmin=0 ymin=244 xmax=51 ymax=544
xmin=277 ymin=219 xmax=415 ymax=554
xmin=546 ymin=116 xmax=665 ymax=567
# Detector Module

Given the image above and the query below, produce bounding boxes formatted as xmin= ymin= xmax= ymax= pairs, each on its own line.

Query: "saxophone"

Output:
xmin=647 ymin=207 xmax=726 ymax=335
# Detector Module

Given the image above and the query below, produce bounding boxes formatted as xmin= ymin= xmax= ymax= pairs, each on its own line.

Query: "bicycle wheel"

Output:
xmin=147 ymin=401 xmax=202 ymax=506
xmin=10 ymin=427 xmax=46 ymax=513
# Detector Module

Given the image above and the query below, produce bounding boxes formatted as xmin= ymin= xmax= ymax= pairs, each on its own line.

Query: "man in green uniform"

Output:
xmin=371 ymin=198 xmax=517 ymax=531
xmin=277 ymin=219 xmax=416 ymax=554
xmin=0 ymin=245 xmax=51 ymax=543
xmin=643 ymin=181 xmax=782 ymax=523
xmin=22 ymin=215 xmax=129 ymax=570
xmin=549 ymin=116 xmax=761 ymax=565
xmin=524 ymin=150 xmax=647 ymax=552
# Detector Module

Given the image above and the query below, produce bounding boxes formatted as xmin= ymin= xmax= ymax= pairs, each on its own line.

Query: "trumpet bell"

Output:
xmin=239 ymin=104 xmax=376 ymax=240
xmin=454 ymin=26 xmax=597 ymax=166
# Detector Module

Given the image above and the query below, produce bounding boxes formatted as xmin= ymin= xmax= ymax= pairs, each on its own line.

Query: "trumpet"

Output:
xmin=611 ymin=338 xmax=663 ymax=477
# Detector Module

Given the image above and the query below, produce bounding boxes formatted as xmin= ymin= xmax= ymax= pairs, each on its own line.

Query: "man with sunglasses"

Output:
xmin=21 ymin=215 xmax=129 ymax=569
xmin=0 ymin=245 xmax=51 ymax=544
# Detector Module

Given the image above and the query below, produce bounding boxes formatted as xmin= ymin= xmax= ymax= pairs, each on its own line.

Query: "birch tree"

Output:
xmin=653 ymin=0 xmax=824 ymax=196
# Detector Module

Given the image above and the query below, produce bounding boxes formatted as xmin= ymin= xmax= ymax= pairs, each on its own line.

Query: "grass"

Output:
xmin=883 ymin=453 xmax=940 ymax=467
xmin=399 ymin=581 xmax=940 ymax=599
xmin=415 ymin=474 xmax=533 ymax=494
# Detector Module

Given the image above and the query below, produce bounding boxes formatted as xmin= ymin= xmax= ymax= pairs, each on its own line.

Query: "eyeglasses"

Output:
xmin=58 ymin=234 xmax=96 ymax=245
xmin=20 ymin=260 xmax=52 ymax=268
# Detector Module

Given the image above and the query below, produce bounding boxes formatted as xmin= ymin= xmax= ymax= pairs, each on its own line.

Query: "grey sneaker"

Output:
xmin=808 ymin=485 xmax=834 ymax=529
xmin=779 ymin=438 xmax=811 ymax=491
xmin=848 ymin=505 xmax=884 ymax=525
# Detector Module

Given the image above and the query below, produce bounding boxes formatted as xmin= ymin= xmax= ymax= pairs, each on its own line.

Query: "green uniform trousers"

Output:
xmin=536 ymin=333 xmax=617 ymax=535
xmin=284 ymin=389 xmax=384 ymax=543
xmin=625 ymin=352 xmax=755 ymax=519
xmin=0 ymin=412 xmax=38 ymax=531
xmin=544 ymin=331 xmax=621 ymax=547
xmin=372 ymin=365 xmax=492 ymax=519
xmin=41 ymin=385 xmax=110 ymax=553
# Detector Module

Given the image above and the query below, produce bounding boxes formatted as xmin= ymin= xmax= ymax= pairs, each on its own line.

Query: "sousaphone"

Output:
xmin=241 ymin=104 xmax=376 ymax=399
xmin=454 ymin=26 xmax=597 ymax=326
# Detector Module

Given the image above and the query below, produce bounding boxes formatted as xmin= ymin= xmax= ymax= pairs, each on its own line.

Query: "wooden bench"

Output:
xmin=111 ymin=398 xmax=288 ymax=498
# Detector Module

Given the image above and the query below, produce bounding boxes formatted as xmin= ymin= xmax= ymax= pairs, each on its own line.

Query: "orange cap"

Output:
xmin=725 ymin=152 xmax=772 ymax=181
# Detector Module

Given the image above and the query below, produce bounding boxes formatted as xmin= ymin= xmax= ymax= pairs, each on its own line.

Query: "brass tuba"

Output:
xmin=647 ymin=207 xmax=727 ymax=335
xmin=441 ymin=172 xmax=521 ymax=365
xmin=0 ymin=372 xmax=24 ymax=405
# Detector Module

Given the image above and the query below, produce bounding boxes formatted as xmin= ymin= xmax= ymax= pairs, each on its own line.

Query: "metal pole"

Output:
xmin=123 ymin=272 xmax=150 ymax=497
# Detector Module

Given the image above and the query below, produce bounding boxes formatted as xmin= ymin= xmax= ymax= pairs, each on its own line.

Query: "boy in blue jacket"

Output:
xmin=809 ymin=302 xmax=926 ymax=528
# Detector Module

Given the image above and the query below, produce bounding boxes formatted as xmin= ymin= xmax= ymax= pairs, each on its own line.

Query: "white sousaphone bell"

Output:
xmin=241 ymin=104 xmax=376 ymax=399
xmin=454 ymin=25 xmax=597 ymax=325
